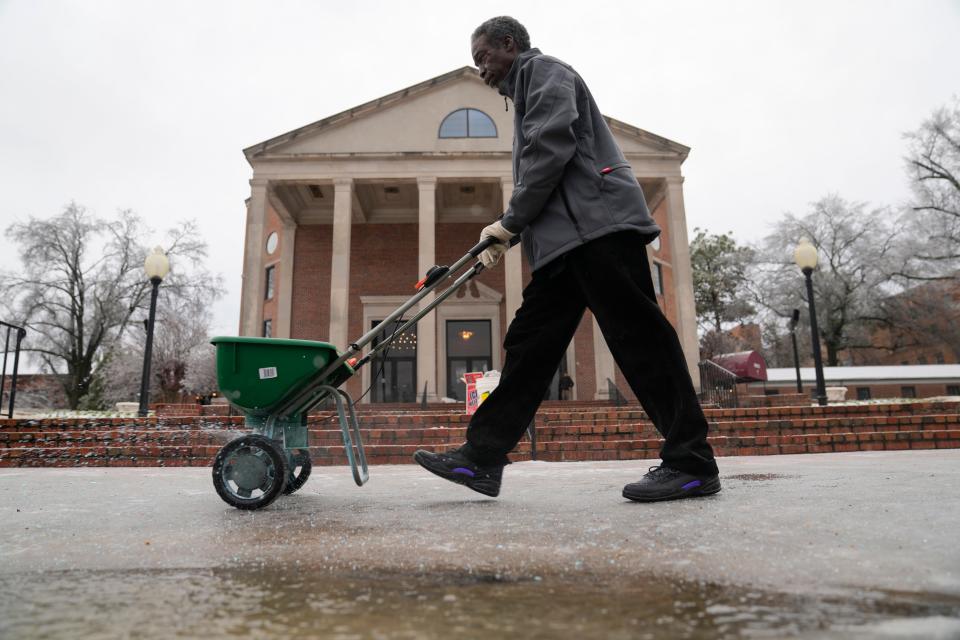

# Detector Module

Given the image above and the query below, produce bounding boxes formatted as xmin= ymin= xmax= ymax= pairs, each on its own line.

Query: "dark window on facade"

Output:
xmin=856 ymin=387 xmax=872 ymax=400
xmin=439 ymin=108 xmax=497 ymax=138
xmin=263 ymin=319 xmax=272 ymax=338
xmin=901 ymin=386 xmax=916 ymax=399
xmin=446 ymin=320 xmax=492 ymax=400
xmin=265 ymin=265 xmax=275 ymax=300
xmin=653 ymin=262 xmax=664 ymax=296
xmin=947 ymin=385 xmax=960 ymax=396
xmin=764 ymin=389 xmax=780 ymax=396
xmin=370 ymin=320 xmax=417 ymax=403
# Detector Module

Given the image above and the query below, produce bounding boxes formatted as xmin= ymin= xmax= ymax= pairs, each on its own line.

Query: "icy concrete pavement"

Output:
xmin=1 ymin=450 xmax=958 ymax=598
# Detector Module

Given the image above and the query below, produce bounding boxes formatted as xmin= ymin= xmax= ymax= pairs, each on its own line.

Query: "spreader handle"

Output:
xmin=467 ymin=235 xmax=499 ymax=257
xmin=270 ymin=234 xmax=521 ymax=420
xmin=466 ymin=233 xmax=521 ymax=257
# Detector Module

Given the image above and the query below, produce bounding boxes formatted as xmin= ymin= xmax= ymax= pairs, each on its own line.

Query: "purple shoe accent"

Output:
xmin=681 ymin=480 xmax=702 ymax=491
xmin=452 ymin=467 xmax=476 ymax=478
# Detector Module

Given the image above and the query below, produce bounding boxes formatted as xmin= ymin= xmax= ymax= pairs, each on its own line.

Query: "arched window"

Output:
xmin=439 ymin=108 xmax=497 ymax=138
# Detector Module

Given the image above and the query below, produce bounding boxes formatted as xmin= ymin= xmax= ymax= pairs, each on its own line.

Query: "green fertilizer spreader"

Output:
xmin=209 ymin=237 xmax=502 ymax=510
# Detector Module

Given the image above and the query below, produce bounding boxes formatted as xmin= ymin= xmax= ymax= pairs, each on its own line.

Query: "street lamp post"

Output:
xmin=793 ymin=239 xmax=827 ymax=406
xmin=138 ymin=247 xmax=170 ymax=417
xmin=788 ymin=308 xmax=802 ymax=394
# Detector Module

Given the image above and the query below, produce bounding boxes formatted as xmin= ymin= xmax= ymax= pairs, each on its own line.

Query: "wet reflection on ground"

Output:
xmin=2 ymin=565 xmax=959 ymax=639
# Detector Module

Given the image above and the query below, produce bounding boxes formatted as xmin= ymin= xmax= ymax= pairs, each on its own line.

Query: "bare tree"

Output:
xmin=759 ymin=318 xmax=813 ymax=369
xmin=92 ymin=300 xmax=216 ymax=408
xmin=898 ymin=97 xmax=960 ymax=281
xmin=87 ymin=346 xmax=144 ymax=409
xmin=0 ymin=202 xmax=223 ymax=408
xmin=749 ymin=195 xmax=901 ymax=366
xmin=150 ymin=295 xmax=215 ymax=402
xmin=182 ymin=342 xmax=219 ymax=400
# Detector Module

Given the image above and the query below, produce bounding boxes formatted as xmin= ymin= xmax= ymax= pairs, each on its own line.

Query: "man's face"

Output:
xmin=471 ymin=34 xmax=518 ymax=89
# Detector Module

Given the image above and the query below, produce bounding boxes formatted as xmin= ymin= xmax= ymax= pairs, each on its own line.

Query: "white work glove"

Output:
xmin=478 ymin=220 xmax=516 ymax=269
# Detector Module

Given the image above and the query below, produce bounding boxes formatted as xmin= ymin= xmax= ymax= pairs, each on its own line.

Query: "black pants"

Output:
xmin=461 ymin=231 xmax=718 ymax=477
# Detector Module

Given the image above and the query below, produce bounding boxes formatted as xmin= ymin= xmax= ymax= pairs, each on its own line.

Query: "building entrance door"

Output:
xmin=446 ymin=320 xmax=492 ymax=401
xmin=370 ymin=320 xmax=417 ymax=403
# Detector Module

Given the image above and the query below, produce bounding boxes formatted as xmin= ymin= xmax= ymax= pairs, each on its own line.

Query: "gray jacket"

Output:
xmin=498 ymin=48 xmax=661 ymax=271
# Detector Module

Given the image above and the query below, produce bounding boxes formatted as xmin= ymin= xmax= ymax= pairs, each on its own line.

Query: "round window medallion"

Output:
xmin=265 ymin=232 xmax=279 ymax=255
xmin=651 ymin=235 xmax=661 ymax=252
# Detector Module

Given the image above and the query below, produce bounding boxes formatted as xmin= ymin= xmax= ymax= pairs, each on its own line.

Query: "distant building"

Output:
xmin=848 ymin=279 xmax=959 ymax=367
xmin=700 ymin=323 xmax=763 ymax=360
xmin=239 ymin=67 xmax=700 ymax=403
xmin=1 ymin=374 xmax=68 ymax=410
xmin=749 ymin=365 xmax=960 ymax=400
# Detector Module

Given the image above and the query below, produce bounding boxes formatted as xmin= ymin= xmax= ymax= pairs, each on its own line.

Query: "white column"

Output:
xmin=664 ymin=176 xmax=701 ymax=389
xmin=417 ymin=177 xmax=438 ymax=402
xmin=328 ymin=178 xmax=353 ymax=349
xmin=502 ymin=177 xmax=523 ymax=325
xmin=276 ymin=220 xmax=297 ymax=339
xmin=592 ymin=315 xmax=617 ymax=400
xmin=239 ymin=179 xmax=268 ymax=336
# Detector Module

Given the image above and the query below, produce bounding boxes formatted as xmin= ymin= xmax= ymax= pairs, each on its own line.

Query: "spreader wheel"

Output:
xmin=283 ymin=448 xmax=313 ymax=495
xmin=212 ymin=434 xmax=288 ymax=510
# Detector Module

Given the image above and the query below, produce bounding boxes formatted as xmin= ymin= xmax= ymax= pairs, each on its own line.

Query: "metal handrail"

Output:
xmin=526 ymin=417 xmax=537 ymax=461
xmin=698 ymin=360 xmax=739 ymax=409
xmin=0 ymin=321 xmax=27 ymax=419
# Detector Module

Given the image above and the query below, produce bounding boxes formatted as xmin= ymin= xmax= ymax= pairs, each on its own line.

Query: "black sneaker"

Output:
xmin=622 ymin=465 xmax=721 ymax=502
xmin=413 ymin=448 xmax=503 ymax=497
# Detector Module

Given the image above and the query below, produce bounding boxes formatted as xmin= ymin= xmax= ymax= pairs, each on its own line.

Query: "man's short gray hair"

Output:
xmin=472 ymin=16 xmax=531 ymax=52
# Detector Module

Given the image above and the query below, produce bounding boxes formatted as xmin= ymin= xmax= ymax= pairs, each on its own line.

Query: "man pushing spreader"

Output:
xmin=413 ymin=16 xmax=721 ymax=503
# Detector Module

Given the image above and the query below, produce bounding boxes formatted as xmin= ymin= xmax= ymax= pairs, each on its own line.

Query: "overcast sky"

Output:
xmin=1 ymin=0 xmax=958 ymax=338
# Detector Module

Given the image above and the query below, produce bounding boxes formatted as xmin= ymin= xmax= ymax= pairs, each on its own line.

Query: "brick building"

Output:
xmin=848 ymin=279 xmax=960 ymax=367
xmin=239 ymin=67 xmax=699 ymax=403
xmin=1 ymin=374 xmax=68 ymax=410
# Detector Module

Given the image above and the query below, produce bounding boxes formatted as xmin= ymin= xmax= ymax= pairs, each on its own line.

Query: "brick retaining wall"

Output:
xmin=2 ymin=400 xmax=958 ymax=468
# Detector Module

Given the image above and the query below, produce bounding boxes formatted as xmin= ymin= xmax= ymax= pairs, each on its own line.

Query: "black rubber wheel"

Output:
xmin=212 ymin=434 xmax=288 ymax=510
xmin=283 ymin=448 xmax=312 ymax=495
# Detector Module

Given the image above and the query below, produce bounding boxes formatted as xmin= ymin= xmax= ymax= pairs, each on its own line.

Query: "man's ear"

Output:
xmin=503 ymin=35 xmax=515 ymax=52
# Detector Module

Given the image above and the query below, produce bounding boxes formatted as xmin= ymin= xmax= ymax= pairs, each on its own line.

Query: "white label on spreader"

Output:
xmin=258 ymin=367 xmax=278 ymax=380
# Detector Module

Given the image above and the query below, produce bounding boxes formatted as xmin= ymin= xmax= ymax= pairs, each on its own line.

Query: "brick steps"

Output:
xmin=0 ymin=402 xmax=960 ymax=434
xmin=5 ymin=414 xmax=958 ymax=450
xmin=0 ymin=432 xmax=234 ymax=447
xmin=5 ymin=399 xmax=957 ymax=432
xmin=3 ymin=400 xmax=958 ymax=468
xmin=5 ymin=429 xmax=960 ymax=468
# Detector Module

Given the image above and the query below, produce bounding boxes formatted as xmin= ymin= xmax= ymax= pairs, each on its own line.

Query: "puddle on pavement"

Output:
xmin=1 ymin=566 xmax=959 ymax=639
xmin=726 ymin=474 xmax=796 ymax=481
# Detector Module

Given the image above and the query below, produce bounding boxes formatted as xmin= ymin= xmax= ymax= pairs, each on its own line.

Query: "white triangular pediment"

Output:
xmin=246 ymin=68 xmax=688 ymax=161
xmin=260 ymin=72 xmax=513 ymax=157
xmin=608 ymin=119 xmax=690 ymax=158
